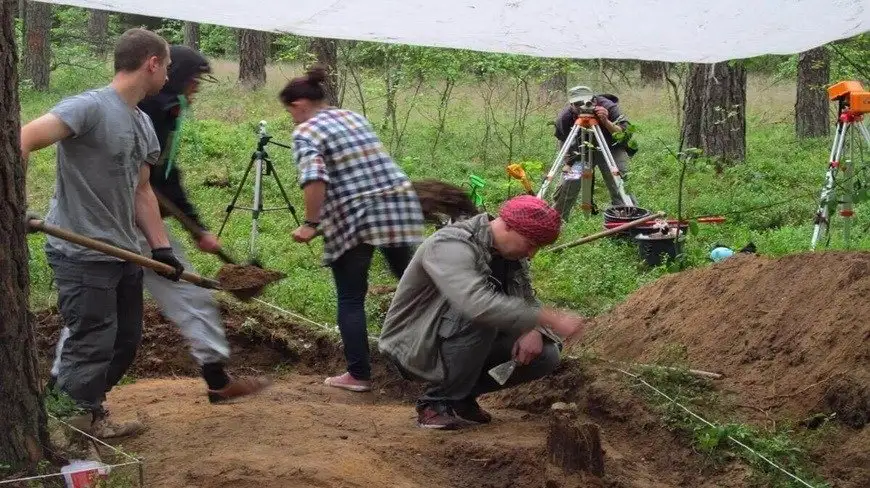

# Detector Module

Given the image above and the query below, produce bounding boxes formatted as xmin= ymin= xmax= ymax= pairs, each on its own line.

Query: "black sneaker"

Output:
xmin=452 ymin=398 xmax=493 ymax=424
xmin=416 ymin=404 xmax=462 ymax=430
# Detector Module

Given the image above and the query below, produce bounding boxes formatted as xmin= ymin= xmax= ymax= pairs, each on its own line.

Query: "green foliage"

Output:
xmin=44 ymin=387 xmax=84 ymax=419
xmin=829 ymin=34 xmax=870 ymax=83
xmin=199 ymin=24 xmax=238 ymax=57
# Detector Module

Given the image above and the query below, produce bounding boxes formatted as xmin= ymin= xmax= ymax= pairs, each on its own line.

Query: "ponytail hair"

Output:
xmin=279 ymin=65 xmax=327 ymax=105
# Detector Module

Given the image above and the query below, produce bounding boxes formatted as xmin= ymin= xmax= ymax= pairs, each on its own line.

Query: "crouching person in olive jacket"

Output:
xmin=378 ymin=195 xmax=586 ymax=430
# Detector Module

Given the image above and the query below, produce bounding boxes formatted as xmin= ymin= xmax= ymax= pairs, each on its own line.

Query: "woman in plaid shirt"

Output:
xmin=280 ymin=66 xmax=425 ymax=393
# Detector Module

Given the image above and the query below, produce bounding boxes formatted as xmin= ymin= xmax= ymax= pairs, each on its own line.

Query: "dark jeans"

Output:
xmin=330 ymin=243 xmax=414 ymax=380
xmin=417 ymin=321 xmax=560 ymax=409
xmin=47 ymin=252 xmax=144 ymax=413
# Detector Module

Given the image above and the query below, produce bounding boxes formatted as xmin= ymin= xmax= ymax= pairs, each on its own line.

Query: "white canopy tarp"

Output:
xmin=40 ymin=0 xmax=870 ymax=62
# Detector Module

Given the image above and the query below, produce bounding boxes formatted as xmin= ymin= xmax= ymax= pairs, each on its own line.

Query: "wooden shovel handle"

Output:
xmin=28 ymin=219 xmax=221 ymax=289
xmin=547 ymin=211 xmax=667 ymax=253
xmin=152 ymin=190 xmax=237 ymax=265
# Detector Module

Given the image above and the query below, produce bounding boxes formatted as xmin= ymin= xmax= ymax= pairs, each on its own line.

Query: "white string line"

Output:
xmin=252 ymin=299 xmax=820 ymax=488
xmin=0 ymin=461 xmax=141 ymax=485
xmin=613 ymin=367 xmax=820 ymax=488
xmin=252 ymin=297 xmax=336 ymax=333
xmin=251 ymin=297 xmax=382 ymax=342
xmin=47 ymin=414 xmax=141 ymax=463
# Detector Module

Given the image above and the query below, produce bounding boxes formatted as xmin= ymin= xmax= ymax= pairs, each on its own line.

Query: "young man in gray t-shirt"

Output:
xmin=21 ymin=28 xmax=183 ymax=439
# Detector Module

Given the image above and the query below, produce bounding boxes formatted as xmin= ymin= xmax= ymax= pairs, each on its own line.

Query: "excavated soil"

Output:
xmin=412 ymin=179 xmax=478 ymax=224
xmin=580 ymin=250 xmax=870 ymax=488
xmin=30 ymin=250 xmax=870 ymax=487
xmin=588 ymin=251 xmax=870 ymax=423
xmin=33 ymin=303 xmax=741 ymax=488
xmin=215 ymin=264 xmax=286 ymax=291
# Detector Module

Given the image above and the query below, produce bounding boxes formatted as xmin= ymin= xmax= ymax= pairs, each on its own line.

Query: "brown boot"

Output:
xmin=207 ymin=375 xmax=272 ymax=403
xmin=68 ymin=411 xmax=146 ymax=439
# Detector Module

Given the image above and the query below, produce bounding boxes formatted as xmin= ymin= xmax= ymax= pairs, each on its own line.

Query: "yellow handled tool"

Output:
xmin=506 ymin=163 xmax=534 ymax=195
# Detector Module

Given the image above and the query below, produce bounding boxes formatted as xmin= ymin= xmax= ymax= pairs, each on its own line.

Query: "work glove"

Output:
xmin=151 ymin=247 xmax=184 ymax=281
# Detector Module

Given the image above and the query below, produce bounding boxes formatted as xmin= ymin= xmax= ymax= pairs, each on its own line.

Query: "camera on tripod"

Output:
xmin=217 ymin=119 xmax=302 ymax=261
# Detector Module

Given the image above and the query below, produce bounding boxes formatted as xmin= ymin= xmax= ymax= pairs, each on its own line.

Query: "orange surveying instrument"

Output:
xmin=811 ymin=81 xmax=870 ymax=249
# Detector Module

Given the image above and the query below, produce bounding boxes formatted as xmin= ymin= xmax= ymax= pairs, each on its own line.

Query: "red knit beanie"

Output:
xmin=498 ymin=195 xmax=562 ymax=246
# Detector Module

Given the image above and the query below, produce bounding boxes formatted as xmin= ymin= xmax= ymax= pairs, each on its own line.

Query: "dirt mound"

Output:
xmin=588 ymin=251 xmax=870 ymax=424
xmin=33 ymin=302 xmax=420 ymax=400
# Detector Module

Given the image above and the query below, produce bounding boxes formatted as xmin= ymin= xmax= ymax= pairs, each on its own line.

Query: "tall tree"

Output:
xmin=87 ymin=8 xmax=110 ymax=58
xmin=700 ymin=61 xmax=746 ymax=165
xmin=238 ymin=29 xmax=266 ymax=90
xmin=795 ymin=46 xmax=830 ymax=139
xmin=639 ymin=61 xmax=665 ymax=85
xmin=680 ymin=62 xmax=746 ymax=166
xmin=183 ymin=21 xmax=199 ymax=50
xmin=680 ymin=63 xmax=706 ymax=150
xmin=1 ymin=0 xmax=50 ymax=474
xmin=23 ymin=0 xmax=51 ymax=91
xmin=309 ymin=38 xmax=339 ymax=106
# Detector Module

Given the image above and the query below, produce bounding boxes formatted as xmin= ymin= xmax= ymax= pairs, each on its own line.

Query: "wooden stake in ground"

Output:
xmin=546 ymin=408 xmax=605 ymax=477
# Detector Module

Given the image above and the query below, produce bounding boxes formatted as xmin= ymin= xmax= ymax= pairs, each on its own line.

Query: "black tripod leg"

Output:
xmin=267 ymin=159 xmax=302 ymax=227
xmin=217 ymin=154 xmax=256 ymax=237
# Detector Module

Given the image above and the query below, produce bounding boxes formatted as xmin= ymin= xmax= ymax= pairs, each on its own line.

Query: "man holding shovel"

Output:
xmin=20 ymin=28 xmax=183 ymax=438
xmin=379 ymin=195 xmax=586 ymax=429
xmin=136 ymin=45 xmax=270 ymax=402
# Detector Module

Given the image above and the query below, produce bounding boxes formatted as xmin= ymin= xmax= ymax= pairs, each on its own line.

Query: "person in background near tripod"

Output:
xmin=553 ymin=85 xmax=634 ymax=221
xmin=136 ymin=45 xmax=271 ymax=402
xmin=279 ymin=66 xmax=425 ymax=393
xmin=21 ymin=28 xmax=182 ymax=438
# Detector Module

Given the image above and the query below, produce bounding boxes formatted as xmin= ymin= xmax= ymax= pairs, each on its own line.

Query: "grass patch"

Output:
xmin=20 ymin=61 xmax=868 ymax=332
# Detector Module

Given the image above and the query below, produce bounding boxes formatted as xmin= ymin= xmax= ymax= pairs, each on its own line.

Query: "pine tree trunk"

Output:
xmin=680 ymin=63 xmax=706 ymax=151
xmin=700 ymin=61 xmax=746 ymax=166
xmin=23 ymin=0 xmax=51 ymax=91
xmin=183 ymin=22 xmax=199 ymax=50
xmin=795 ymin=47 xmax=830 ymax=139
xmin=310 ymin=38 xmax=339 ymax=106
xmin=639 ymin=61 xmax=665 ymax=85
xmin=87 ymin=8 xmax=109 ymax=59
xmin=1 ymin=0 xmax=50 ymax=472
xmin=237 ymin=29 xmax=267 ymax=90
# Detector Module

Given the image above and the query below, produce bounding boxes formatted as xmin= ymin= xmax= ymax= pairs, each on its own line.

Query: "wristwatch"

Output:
xmin=304 ymin=219 xmax=320 ymax=229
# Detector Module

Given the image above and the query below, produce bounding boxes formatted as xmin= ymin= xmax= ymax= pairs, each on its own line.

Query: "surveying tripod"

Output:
xmin=810 ymin=81 xmax=870 ymax=250
xmin=537 ymin=112 xmax=634 ymax=216
xmin=217 ymin=121 xmax=302 ymax=260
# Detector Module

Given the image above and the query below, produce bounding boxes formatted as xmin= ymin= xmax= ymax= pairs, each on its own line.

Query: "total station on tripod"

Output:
xmin=218 ymin=120 xmax=303 ymax=261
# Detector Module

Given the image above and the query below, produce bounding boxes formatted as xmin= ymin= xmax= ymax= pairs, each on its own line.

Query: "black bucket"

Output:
xmin=635 ymin=231 xmax=684 ymax=266
xmin=603 ymin=205 xmax=652 ymax=238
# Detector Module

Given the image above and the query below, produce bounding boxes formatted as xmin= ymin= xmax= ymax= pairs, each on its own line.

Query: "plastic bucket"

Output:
xmin=635 ymin=231 xmax=684 ymax=266
xmin=603 ymin=206 xmax=652 ymax=238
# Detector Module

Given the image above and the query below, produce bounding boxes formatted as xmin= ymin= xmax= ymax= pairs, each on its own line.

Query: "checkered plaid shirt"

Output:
xmin=293 ymin=108 xmax=424 ymax=265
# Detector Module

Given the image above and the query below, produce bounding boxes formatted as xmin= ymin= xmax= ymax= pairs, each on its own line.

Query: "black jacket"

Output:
xmin=139 ymin=45 xmax=211 ymax=229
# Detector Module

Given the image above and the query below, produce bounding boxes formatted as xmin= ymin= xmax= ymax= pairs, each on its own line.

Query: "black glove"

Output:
xmin=151 ymin=247 xmax=184 ymax=281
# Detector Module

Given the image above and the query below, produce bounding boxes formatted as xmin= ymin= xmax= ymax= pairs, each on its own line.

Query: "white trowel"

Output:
xmin=487 ymin=359 xmax=519 ymax=386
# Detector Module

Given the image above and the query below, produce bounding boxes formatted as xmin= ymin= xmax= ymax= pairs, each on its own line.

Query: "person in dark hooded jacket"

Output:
xmin=137 ymin=45 xmax=271 ymax=402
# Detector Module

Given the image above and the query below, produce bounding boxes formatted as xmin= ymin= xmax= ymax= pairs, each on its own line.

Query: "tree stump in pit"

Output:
xmin=546 ymin=406 xmax=604 ymax=477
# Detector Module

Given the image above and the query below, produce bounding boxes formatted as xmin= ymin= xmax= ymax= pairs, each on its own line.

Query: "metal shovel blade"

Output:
xmin=488 ymin=360 xmax=517 ymax=386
